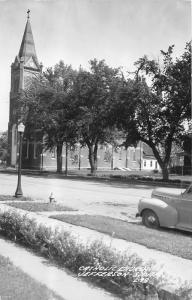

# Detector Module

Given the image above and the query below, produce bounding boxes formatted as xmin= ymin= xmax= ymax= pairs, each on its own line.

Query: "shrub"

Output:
xmin=152 ymin=169 xmax=159 ymax=174
xmin=0 ymin=210 xmax=190 ymax=299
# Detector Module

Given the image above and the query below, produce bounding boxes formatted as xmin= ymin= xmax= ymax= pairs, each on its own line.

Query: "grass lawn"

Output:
xmin=0 ymin=254 xmax=63 ymax=300
xmin=6 ymin=202 xmax=78 ymax=212
xmin=50 ymin=214 xmax=192 ymax=260
xmin=0 ymin=195 xmax=33 ymax=201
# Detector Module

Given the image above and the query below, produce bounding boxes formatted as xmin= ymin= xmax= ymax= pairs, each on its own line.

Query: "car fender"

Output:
xmin=139 ymin=198 xmax=178 ymax=227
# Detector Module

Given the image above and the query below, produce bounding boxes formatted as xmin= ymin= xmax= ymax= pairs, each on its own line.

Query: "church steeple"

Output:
xmin=8 ymin=10 xmax=41 ymax=167
xmin=18 ymin=10 xmax=39 ymax=67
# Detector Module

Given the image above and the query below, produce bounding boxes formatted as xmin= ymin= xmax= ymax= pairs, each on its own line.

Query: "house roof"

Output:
xmin=143 ymin=143 xmax=155 ymax=159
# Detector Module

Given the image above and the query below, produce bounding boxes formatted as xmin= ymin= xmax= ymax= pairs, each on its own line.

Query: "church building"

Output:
xmin=8 ymin=10 xmax=41 ymax=167
xmin=8 ymin=12 xmax=160 ymax=173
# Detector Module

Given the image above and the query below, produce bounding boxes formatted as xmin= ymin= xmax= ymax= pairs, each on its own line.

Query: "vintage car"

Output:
xmin=136 ymin=183 xmax=192 ymax=231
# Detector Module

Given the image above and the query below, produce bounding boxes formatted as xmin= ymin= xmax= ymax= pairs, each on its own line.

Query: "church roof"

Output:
xmin=18 ymin=16 xmax=39 ymax=67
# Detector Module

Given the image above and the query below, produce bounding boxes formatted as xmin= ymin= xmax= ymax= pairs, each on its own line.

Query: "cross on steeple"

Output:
xmin=27 ymin=9 xmax=30 ymax=19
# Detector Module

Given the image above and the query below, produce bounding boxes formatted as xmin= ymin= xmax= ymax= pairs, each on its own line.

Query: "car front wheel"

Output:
xmin=142 ymin=209 xmax=160 ymax=229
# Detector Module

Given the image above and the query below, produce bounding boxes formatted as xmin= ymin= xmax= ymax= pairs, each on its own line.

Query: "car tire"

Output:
xmin=142 ymin=209 xmax=160 ymax=229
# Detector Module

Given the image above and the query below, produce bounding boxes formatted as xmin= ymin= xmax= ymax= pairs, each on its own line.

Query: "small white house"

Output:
xmin=142 ymin=144 xmax=160 ymax=171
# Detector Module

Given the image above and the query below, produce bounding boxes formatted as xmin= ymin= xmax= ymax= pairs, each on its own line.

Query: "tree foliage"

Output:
xmin=72 ymin=59 xmax=122 ymax=173
xmin=17 ymin=43 xmax=191 ymax=178
xmin=19 ymin=61 xmax=78 ymax=173
xmin=0 ymin=131 xmax=8 ymax=163
xmin=115 ymin=42 xmax=191 ymax=179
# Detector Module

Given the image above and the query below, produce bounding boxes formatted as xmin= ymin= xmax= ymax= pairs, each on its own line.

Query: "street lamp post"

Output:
xmin=15 ymin=122 xmax=25 ymax=198
xmin=139 ymin=141 xmax=142 ymax=171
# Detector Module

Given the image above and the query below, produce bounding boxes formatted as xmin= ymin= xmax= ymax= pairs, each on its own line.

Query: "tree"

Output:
xmin=73 ymin=59 xmax=121 ymax=174
xmin=19 ymin=61 xmax=78 ymax=173
xmin=183 ymin=135 xmax=192 ymax=174
xmin=0 ymin=131 xmax=8 ymax=164
xmin=114 ymin=43 xmax=191 ymax=180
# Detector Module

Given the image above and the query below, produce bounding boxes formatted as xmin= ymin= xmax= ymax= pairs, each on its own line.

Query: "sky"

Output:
xmin=0 ymin=0 xmax=191 ymax=131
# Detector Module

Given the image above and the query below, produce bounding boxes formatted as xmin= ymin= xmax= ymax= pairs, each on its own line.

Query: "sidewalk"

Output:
xmin=0 ymin=203 xmax=192 ymax=293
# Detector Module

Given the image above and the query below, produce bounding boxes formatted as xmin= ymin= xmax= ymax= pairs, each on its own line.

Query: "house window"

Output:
xmin=155 ymin=161 xmax=158 ymax=169
xmin=150 ymin=161 xmax=153 ymax=167
xmin=144 ymin=160 xmax=146 ymax=167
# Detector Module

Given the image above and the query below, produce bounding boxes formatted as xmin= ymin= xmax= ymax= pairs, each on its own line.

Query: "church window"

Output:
xmin=104 ymin=149 xmax=112 ymax=162
xmin=33 ymin=141 xmax=37 ymax=159
xmin=133 ymin=148 xmax=136 ymax=161
xmin=51 ymin=148 xmax=56 ymax=158
xmin=150 ymin=161 xmax=153 ymax=167
xmin=119 ymin=148 xmax=122 ymax=160
xmin=26 ymin=140 xmax=29 ymax=159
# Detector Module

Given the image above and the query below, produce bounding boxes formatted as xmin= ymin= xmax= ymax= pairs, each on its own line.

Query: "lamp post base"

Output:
xmin=15 ymin=184 xmax=23 ymax=198
xmin=15 ymin=190 xmax=23 ymax=198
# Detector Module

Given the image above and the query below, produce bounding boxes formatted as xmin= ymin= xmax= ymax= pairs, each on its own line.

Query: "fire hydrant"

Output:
xmin=49 ymin=192 xmax=55 ymax=203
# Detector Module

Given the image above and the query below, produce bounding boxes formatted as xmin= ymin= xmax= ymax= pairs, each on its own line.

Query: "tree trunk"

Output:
xmin=111 ymin=146 xmax=114 ymax=170
xmin=142 ymin=140 xmax=170 ymax=180
xmin=161 ymin=165 xmax=169 ymax=181
xmin=78 ymin=146 xmax=81 ymax=170
xmin=88 ymin=145 xmax=97 ymax=174
xmin=153 ymin=153 xmax=170 ymax=180
xmin=152 ymin=152 xmax=170 ymax=180
xmin=56 ymin=143 xmax=63 ymax=173
xmin=65 ymin=142 xmax=68 ymax=176
xmin=93 ymin=143 xmax=98 ymax=171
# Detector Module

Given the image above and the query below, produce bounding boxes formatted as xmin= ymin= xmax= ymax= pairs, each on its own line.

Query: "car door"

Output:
xmin=175 ymin=191 xmax=192 ymax=230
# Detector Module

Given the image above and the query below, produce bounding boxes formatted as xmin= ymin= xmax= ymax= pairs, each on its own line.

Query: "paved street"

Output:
xmin=0 ymin=173 xmax=156 ymax=220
